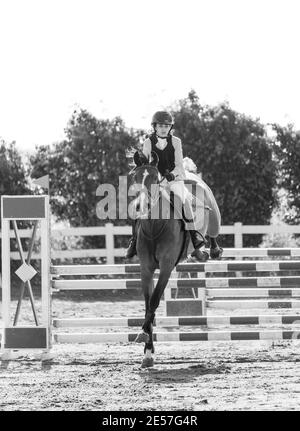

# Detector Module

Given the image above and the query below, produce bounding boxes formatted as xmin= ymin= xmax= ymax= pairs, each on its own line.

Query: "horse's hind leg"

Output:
xmin=206 ymin=194 xmax=223 ymax=259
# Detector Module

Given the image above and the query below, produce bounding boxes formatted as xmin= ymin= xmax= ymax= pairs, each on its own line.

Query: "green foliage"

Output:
xmin=30 ymin=109 xmax=141 ymax=228
xmin=29 ymin=109 xmax=141 ymax=258
xmin=260 ymin=232 xmax=300 ymax=248
xmin=271 ymin=123 xmax=300 ymax=224
xmin=171 ymin=90 xmax=278 ymax=246
xmin=0 ymin=139 xmax=32 ymax=271
xmin=0 ymin=139 xmax=31 ymax=197
xmin=0 ymin=139 xmax=32 ymax=229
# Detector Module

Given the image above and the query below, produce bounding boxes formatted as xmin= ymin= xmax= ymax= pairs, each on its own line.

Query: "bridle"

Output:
xmin=132 ymin=164 xmax=165 ymax=216
xmin=130 ymin=164 xmax=165 ymax=184
xmin=132 ymin=164 xmax=170 ymax=240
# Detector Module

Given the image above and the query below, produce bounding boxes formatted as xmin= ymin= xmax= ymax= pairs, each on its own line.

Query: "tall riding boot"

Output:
xmin=190 ymin=230 xmax=209 ymax=262
xmin=125 ymin=220 xmax=138 ymax=259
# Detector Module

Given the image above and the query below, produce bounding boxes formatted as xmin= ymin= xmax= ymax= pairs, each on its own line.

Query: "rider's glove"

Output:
xmin=165 ymin=170 xmax=175 ymax=182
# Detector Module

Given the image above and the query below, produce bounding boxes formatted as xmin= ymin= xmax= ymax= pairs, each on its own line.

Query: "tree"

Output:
xmin=271 ymin=123 xmax=300 ymax=224
xmin=0 ymin=139 xmax=32 ymax=225
xmin=171 ymin=90 xmax=278 ymax=246
xmin=0 ymin=139 xmax=31 ymax=194
xmin=29 ymin=110 xmax=142 ymax=259
xmin=30 ymin=109 xmax=141 ymax=227
xmin=0 ymin=139 xmax=32 ymax=272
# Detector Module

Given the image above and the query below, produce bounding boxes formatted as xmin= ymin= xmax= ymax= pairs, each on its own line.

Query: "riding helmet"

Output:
xmin=151 ymin=111 xmax=174 ymax=126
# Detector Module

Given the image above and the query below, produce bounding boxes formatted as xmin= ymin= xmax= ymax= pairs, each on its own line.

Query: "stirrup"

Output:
xmin=190 ymin=230 xmax=208 ymax=249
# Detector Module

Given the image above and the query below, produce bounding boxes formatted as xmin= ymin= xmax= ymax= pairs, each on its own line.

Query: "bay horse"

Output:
xmin=130 ymin=150 xmax=222 ymax=367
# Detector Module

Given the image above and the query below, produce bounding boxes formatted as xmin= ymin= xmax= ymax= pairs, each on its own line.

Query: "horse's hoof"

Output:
xmin=202 ymin=251 xmax=209 ymax=261
xmin=141 ymin=357 xmax=154 ymax=368
xmin=210 ymin=247 xmax=223 ymax=260
xmin=134 ymin=331 xmax=150 ymax=344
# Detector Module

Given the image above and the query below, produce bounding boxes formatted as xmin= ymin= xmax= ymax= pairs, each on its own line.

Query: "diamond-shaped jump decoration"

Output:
xmin=15 ymin=263 xmax=37 ymax=283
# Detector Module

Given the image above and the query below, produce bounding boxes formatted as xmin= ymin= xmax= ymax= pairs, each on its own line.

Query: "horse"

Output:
xmin=130 ymin=150 xmax=222 ymax=367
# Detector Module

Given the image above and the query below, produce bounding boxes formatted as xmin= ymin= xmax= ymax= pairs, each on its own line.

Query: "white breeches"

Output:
xmin=162 ymin=179 xmax=206 ymax=231
xmin=169 ymin=180 xmax=191 ymax=203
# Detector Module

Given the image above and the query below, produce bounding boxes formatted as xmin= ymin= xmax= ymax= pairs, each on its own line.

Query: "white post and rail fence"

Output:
xmin=1 ymin=222 xmax=300 ymax=264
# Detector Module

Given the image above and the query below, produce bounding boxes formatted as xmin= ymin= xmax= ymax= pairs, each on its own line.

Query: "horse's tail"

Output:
xmin=183 ymin=157 xmax=197 ymax=173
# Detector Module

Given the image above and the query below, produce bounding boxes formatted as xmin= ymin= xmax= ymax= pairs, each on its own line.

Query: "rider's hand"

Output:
xmin=165 ymin=170 xmax=175 ymax=182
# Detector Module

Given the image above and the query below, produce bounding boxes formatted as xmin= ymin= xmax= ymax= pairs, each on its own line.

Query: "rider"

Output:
xmin=125 ymin=110 xmax=208 ymax=261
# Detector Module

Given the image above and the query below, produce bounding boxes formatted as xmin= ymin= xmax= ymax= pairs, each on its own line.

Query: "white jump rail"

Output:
xmin=53 ymin=315 xmax=300 ymax=328
xmin=51 ymin=276 xmax=300 ymax=291
xmin=51 ymin=260 xmax=300 ymax=275
xmin=54 ymin=329 xmax=300 ymax=344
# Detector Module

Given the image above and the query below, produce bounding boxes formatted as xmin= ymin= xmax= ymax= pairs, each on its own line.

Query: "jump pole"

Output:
xmin=0 ymin=195 xmax=51 ymax=360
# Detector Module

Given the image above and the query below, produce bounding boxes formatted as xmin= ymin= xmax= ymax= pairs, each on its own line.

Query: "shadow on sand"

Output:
xmin=138 ymin=362 xmax=230 ymax=384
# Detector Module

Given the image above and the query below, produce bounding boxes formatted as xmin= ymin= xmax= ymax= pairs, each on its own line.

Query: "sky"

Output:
xmin=0 ymin=0 xmax=299 ymax=152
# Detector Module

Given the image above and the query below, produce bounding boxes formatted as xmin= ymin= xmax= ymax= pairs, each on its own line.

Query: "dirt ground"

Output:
xmin=1 ymin=297 xmax=300 ymax=411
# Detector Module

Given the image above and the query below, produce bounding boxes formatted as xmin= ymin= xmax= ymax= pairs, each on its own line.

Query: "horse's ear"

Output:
xmin=150 ymin=151 xmax=159 ymax=166
xmin=133 ymin=151 xmax=141 ymax=166
xmin=133 ymin=150 xmax=148 ymax=166
xmin=133 ymin=151 xmax=142 ymax=166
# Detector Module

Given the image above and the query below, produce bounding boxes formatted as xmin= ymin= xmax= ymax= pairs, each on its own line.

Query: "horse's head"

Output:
xmin=131 ymin=150 xmax=160 ymax=216
xmin=132 ymin=150 xmax=159 ymax=189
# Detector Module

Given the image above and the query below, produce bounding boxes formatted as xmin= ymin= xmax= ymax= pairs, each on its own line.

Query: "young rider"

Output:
xmin=125 ymin=110 xmax=208 ymax=261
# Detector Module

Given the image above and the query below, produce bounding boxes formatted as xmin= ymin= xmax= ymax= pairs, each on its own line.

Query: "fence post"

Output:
xmin=1 ymin=195 xmax=51 ymax=360
xmin=234 ymin=222 xmax=243 ymax=248
xmin=105 ymin=223 xmax=115 ymax=264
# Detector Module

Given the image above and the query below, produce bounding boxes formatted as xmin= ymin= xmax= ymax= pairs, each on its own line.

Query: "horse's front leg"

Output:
xmin=144 ymin=263 xmax=174 ymax=331
xmin=134 ymin=266 xmax=155 ymax=367
xmin=139 ymin=266 xmax=173 ymax=368
xmin=143 ymin=271 xmax=155 ymax=361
